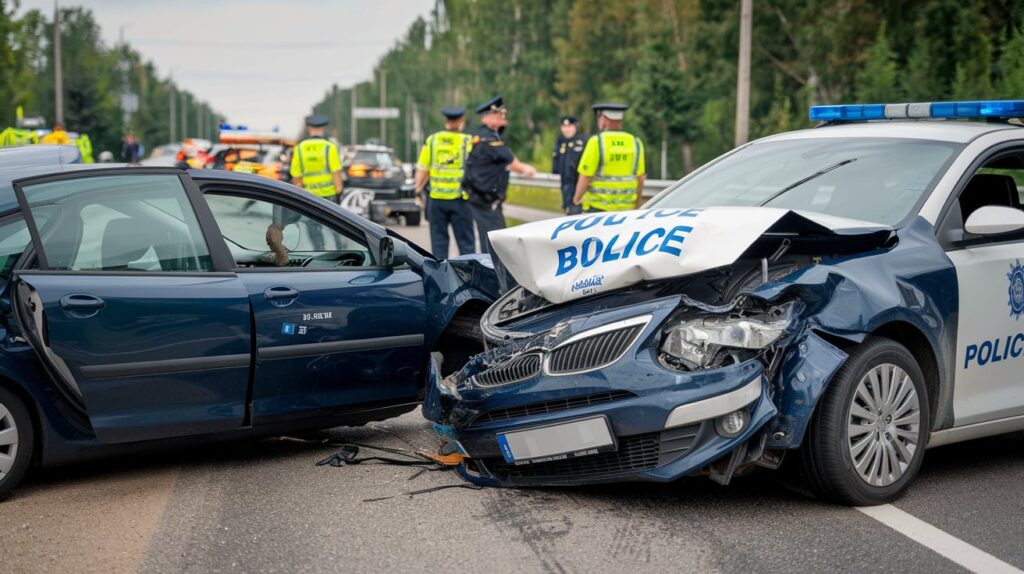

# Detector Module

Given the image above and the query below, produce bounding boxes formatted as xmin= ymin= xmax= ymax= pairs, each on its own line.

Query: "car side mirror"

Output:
xmin=964 ymin=205 xmax=1024 ymax=236
xmin=378 ymin=236 xmax=411 ymax=268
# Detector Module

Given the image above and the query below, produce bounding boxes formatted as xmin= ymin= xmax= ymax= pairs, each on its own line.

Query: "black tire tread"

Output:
xmin=800 ymin=336 xmax=929 ymax=505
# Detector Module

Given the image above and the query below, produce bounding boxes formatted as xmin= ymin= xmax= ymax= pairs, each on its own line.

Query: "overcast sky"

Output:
xmin=17 ymin=0 xmax=434 ymax=137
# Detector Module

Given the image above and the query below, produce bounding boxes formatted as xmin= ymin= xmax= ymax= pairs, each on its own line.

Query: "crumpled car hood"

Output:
xmin=488 ymin=206 xmax=889 ymax=305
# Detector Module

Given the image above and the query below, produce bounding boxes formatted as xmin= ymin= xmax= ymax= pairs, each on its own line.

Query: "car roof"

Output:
xmin=760 ymin=120 xmax=1022 ymax=144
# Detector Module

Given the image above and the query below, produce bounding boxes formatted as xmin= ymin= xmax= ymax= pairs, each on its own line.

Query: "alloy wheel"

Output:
xmin=0 ymin=399 xmax=19 ymax=479
xmin=846 ymin=363 xmax=921 ymax=487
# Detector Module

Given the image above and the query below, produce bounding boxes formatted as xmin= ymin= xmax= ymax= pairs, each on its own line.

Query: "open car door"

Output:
xmin=13 ymin=170 xmax=253 ymax=444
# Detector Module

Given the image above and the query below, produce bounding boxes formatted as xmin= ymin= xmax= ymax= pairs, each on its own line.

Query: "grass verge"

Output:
xmin=505 ymin=184 xmax=563 ymax=213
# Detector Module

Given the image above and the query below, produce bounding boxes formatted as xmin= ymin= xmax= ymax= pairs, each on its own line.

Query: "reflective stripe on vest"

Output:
xmin=583 ymin=131 xmax=641 ymax=212
xmin=428 ymin=131 xmax=470 ymax=200
xmin=296 ymin=138 xmax=337 ymax=197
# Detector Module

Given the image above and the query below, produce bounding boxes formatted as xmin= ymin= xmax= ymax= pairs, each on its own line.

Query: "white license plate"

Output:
xmin=496 ymin=417 xmax=615 ymax=464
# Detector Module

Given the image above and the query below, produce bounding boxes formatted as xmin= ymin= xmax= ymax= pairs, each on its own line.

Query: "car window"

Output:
xmin=0 ymin=213 xmax=46 ymax=287
xmin=20 ymin=174 xmax=213 ymax=272
xmin=352 ymin=151 xmax=394 ymax=165
xmin=650 ymin=138 xmax=961 ymax=226
xmin=205 ymin=192 xmax=375 ymax=269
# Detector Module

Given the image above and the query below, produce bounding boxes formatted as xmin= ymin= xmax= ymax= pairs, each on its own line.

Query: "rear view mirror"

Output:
xmin=378 ymin=236 xmax=411 ymax=268
xmin=964 ymin=205 xmax=1024 ymax=236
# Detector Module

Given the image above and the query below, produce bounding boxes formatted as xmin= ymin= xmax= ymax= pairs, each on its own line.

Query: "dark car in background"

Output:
xmin=0 ymin=145 xmax=496 ymax=497
xmin=341 ymin=144 xmax=420 ymax=226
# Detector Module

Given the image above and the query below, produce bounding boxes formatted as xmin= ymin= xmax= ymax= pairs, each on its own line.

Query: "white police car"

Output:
xmin=426 ymin=100 xmax=1024 ymax=505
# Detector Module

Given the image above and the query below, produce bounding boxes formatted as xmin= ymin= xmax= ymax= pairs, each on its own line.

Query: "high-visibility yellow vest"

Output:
xmin=75 ymin=134 xmax=94 ymax=163
xmin=425 ymin=131 xmax=470 ymax=200
xmin=582 ymin=131 xmax=644 ymax=212
xmin=0 ymin=127 xmax=39 ymax=147
xmin=290 ymin=138 xmax=340 ymax=197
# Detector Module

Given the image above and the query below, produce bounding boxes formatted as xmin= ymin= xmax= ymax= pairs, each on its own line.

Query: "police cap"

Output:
xmin=476 ymin=95 xmax=505 ymax=115
xmin=441 ymin=106 xmax=465 ymax=119
xmin=305 ymin=114 xmax=330 ymax=127
xmin=560 ymin=116 xmax=578 ymax=126
xmin=592 ymin=102 xmax=629 ymax=121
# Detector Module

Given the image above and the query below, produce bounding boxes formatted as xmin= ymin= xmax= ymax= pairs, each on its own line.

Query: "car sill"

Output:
xmin=928 ymin=414 xmax=1024 ymax=448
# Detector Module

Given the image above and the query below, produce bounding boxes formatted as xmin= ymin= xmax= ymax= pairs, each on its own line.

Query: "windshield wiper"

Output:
xmin=757 ymin=158 xmax=857 ymax=206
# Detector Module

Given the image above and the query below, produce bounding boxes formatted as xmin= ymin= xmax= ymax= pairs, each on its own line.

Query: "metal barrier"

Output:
xmin=509 ymin=173 xmax=678 ymax=197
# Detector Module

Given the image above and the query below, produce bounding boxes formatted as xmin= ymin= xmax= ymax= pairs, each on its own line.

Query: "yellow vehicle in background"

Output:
xmin=207 ymin=125 xmax=294 ymax=181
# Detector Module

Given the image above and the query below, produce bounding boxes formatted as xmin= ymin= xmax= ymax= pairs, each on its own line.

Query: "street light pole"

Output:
xmin=734 ymin=0 xmax=752 ymax=147
xmin=379 ymin=69 xmax=387 ymax=145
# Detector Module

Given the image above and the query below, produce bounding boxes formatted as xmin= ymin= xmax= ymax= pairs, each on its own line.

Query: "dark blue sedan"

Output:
xmin=0 ymin=145 xmax=497 ymax=497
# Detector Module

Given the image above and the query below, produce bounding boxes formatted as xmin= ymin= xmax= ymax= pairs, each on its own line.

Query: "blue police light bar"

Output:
xmin=810 ymin=100 xmax=1024 ymax=122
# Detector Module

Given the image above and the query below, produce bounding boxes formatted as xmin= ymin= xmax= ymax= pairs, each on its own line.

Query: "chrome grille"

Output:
xmin=473 ymin=390 xmax=636 ymax=425
xmin=546 ymin=324 xmax=644 ymax=374
xmin=473 ymin=353 xmax=542 ymax=387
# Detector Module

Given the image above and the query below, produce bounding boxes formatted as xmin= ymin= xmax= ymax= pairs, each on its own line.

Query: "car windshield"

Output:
xmin=352 ymin=150 xmax=395 ymax=166
xmin=649 ymin=137 xmax=962 ymax=225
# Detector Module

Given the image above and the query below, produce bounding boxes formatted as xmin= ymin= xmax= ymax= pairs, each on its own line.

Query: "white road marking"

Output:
xmin=857 ymin=504 xmax=1023 ymax=574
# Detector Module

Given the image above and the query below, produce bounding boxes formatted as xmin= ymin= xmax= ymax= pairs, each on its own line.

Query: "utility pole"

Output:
xmin=169 ymin=82 xmax=176 ymax=142
xmin=734 ymin=0 xmax=752 ymax=147
xmin=379 ymin=69 xmax=387 ymax=144
xmin=53 ymin=0 xmax=64 ymax=126
xmin=350 ymin=87 xmax=357 ymax=146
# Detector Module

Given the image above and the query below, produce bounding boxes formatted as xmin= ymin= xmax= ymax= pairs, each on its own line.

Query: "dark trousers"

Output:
xmin=561 ymin=181 xmax=582 ymax=215
xmin=428 ymin=198 xmax=475 ymax=259
xmin=469 ymin=202 xmax=506 ymax=255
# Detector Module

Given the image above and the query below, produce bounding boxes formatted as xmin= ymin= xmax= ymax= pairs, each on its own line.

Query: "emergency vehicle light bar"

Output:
xmin=809 ymin=100 xmax=1024 ymax=122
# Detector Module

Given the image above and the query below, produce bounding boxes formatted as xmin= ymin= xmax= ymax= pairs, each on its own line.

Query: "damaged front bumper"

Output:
xmin=422 ymin=295 xmax=851 ymax=487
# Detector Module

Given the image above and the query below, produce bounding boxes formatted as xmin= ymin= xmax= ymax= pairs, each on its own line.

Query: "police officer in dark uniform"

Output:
xmin=463 ymin=95 xmax=537 ymax=254
xmin=552 ymin=115 xmax=586 ymax=215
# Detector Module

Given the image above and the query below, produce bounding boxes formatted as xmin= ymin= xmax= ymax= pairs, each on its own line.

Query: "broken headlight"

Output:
xmin=660 ymin=302 xmax=796 ymax=370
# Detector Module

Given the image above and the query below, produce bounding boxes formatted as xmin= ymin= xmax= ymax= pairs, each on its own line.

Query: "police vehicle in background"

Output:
xmin=426 ymin=99 xmax=1024 ymax=505
xmin=340 ymin=143 xmax=420 ymax=226
xmin=0 ymin=145 xmax=497 ymax=498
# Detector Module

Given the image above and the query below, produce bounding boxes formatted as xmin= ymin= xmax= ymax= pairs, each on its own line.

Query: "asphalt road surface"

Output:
xmin=3 ymin=220 xmax=1024 ymax=574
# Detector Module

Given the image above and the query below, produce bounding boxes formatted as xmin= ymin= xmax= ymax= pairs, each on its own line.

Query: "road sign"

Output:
xmin=353 ymin=107 xmax=400 ymax=120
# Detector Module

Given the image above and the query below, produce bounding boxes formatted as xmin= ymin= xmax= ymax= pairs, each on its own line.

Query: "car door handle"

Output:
xmin=59 ymin=294 xmax=105 ymax=311
xmin=264 ymin=286 xmax=299 ymax=305
xmin=59 ymin=294 xmax=105 ymax=318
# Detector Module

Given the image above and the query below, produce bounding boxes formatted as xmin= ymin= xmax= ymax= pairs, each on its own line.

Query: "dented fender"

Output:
xmin=766 ymin=331 xmax=848 ymax=448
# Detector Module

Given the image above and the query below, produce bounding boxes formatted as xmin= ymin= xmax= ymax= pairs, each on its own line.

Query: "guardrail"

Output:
xmin=509 ymin=172 xmax=679 ymax=197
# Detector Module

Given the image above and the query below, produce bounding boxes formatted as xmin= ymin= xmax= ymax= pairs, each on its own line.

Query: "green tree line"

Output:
xmin=1 ymin=1 xmax=223 ymax=155
xmin=311 ymin=0 xmax=1024 ymax=178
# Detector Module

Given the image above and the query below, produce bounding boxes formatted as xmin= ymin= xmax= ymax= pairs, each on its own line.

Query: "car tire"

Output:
xmin=800 ymin=336 xmax=929 ymax=505
xmin=405 ymin=210 xmax=421 ymax=226
xmin=0 ymin=386 xmax=34 ymax=500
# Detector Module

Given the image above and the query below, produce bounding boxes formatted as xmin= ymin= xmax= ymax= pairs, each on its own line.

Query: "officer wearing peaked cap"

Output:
xmin=553 ymin=115 xmax=587 ymax=215
xmin=574 ymin=103 xmax=646 ymax=212
xmin=290 ymin=114 xmax=343 ymax=202
xmin=415 ymin=106 xmax=475 ymax=258
xmin=463 ymin=96 xmax=537 ymax=254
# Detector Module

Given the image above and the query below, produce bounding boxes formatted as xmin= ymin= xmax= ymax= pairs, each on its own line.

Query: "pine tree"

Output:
xmin=855 ymin=22 xmax=899 ymax=102
xmin=997 ymin=27 xmax=1024 ymax=97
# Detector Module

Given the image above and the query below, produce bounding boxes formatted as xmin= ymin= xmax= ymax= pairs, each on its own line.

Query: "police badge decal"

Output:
xmin=1008 ymin=259 xmax=1024 ymax=320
